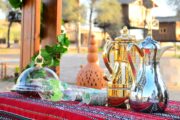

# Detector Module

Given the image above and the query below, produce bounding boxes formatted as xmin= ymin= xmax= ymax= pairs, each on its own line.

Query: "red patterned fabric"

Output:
xmin=0 ymin=92 xmax=179 ymax=120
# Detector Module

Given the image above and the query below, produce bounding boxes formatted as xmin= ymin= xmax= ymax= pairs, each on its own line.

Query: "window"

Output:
xmin=159 ymin=27 xmax=167 ymax=34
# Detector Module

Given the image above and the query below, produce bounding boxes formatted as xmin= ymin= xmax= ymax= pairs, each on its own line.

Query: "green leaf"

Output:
xmin=53 ymin=59 xmax=60 ymax=66
xmin=64 ymin=37 xmax=70 ymax=47
xmin=49 ymin=79 xmax=63 ymax=101
xmin=45 ymin=45 xmax=63 ymax=57
xmin=52 ymin=45 xmax=61 ymax=54
xmin=44 ymin=57 xmax=53 ymax=67
xmin=60 ymin=47 xmax=68 ymax=53
xmin=41 ymin=49 xmax=51 ymax=59
xmin=8 ymin=0 xmax=22 ymax=9
xmin=26 ymin=33 xmax=70 ymax=69
xmin=29 ymin=61 xmax=35 ymax=67
xmin=27 ymin=68 xmax=46 ymax=80
xmin=57 ymin=34 xmax=70 ymax=47
xmin=57 ymin=34 xmax=65 ymax=43
xmin=45 ymin=45 xmax=53 ymax=54
xmin=48 ymin=58 xmax=54 ymax=67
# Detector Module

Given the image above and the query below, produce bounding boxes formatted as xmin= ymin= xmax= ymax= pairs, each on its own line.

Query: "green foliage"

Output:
xmin=8 ymin=0 xmax=22 ymax=9
xmin=40 ymin=79 xmax=63 ymax=101
xmin=95 ymin=0 xmax=121 ymax=24
xmin=94 ymin=0 xmax=123 ymax=38
xmin=62 ymin=0 xmax=86 ymax=23
xmin=15 ymin=66 xmax=20 ymax=73
xmin=26 ymin=68 xmax=46 ymax=83
xmin=28 ymin=34 xmax=70 ymax=68
xmin=29 ymin=69 xmax=46 ymax=79
xmin=49 ymin=79 xmax=63 ymax=101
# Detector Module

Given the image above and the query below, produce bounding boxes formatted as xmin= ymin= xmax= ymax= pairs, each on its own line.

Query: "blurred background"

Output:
xmin=0 ymin=0 xmax=180 ymax=100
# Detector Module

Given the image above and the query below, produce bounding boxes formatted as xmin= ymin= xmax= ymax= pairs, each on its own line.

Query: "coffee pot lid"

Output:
xmin=139 ymin=15 xmax=160 ymax=50
xmin=139 ymin=36 xmax=160 ymax=50
xmin=115 ymin=26 xmax=136 ymax=42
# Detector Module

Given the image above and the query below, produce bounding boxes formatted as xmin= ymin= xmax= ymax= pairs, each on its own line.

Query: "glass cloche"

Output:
xmin=11 ymin=49 xmax=63 ymax=101
xmin=11 ymin=67 xmax=59 ymax=93
xmin=12 ymin=50 xmax=59 ymax=94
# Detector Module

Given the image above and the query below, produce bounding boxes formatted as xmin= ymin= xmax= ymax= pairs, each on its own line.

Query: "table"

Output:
xmin=0 ymin=92 xmax=180 ymax=120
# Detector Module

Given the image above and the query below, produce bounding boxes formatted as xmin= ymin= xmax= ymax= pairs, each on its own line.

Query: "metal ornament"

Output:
xmin=127 ymin=17 xmax=172 ymax=113
xmin=34 ymin=46 xmax=44 ymax=68
xmin=103 ymin=26 xmax=136 ymax=108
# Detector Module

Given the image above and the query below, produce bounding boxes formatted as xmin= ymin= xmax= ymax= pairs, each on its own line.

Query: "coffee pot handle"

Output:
xmin=103 ymin=40 xmax=114 ymax=78
xmin=127 ymin=43 xmax=144 ymax=78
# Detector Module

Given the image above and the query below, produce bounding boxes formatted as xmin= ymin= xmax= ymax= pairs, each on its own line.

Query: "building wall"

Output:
xmin=153 ymin=22 xmax=176 ymax=42
xmin=176 ymin=22 xmax=180 ymax=41
xmin=121 ymin=4 xmax=129 ymax=27
xmin=64 ymin=23 xmax=105 ymax=47
xmin=128 ymin=0 xmax=147 ymax=28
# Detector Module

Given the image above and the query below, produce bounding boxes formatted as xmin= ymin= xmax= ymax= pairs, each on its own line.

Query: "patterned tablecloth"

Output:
xmin=0 ymin=92 xmax=180 ymax=120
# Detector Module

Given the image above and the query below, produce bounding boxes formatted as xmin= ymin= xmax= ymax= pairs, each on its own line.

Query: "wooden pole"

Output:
xmin=76 ymin=0 xmax=81 ymax=53
xmin=42 ymin=0 xmax=62 ymax=75
xmin=41 ymin=0 xmax=61 ymax=45
xmin=174 ymin=42 xmax=177 ymax=57
xmin=20 ymin=0 xmax=41 ymax=71
xmin=1 ymin=63 xmax=3 ymax=79
xmin=20 ymin=0 xmax=62 ymax=75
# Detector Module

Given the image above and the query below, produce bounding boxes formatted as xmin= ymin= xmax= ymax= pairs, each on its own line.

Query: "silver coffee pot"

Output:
xmin=127 ymin=35 xmax=172 ymax=113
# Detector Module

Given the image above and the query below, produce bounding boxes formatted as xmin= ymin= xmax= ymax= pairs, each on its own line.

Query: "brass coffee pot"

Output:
xmin=103 ymin=26 xmax=137 ymax=107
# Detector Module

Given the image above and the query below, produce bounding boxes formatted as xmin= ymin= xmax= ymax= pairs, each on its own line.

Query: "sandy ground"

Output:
xmin=0 ymin=47 xmax=180 ymax=101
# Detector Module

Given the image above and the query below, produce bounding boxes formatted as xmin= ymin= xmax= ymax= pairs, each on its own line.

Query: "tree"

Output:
xmin=94 ymin=0 xmax=123 ymax=40
xmin=62 ymin=0 xmax=86 ymax=23
xmin=0 ymin=0 xmax=21 ymax=48
xmin=62 ymin=0 xmax=86 ymax=53
xmin=167 ymin=0 xmax=180 ymax=17
xmin=88 ymin=0 xmax=96 ymax=47
xmin=7 ymin=11 xmax=21 ymax=48
xmin=0 ymin=0 xmax=11 ymax=13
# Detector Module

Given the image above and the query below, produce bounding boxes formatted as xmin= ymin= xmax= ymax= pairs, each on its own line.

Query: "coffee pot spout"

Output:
xmin=157 ymin=46 xmax=173 ymax=61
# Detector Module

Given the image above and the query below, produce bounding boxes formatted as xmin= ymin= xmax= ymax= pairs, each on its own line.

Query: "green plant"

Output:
xmin=49 ymin=79 xmax=63 ymax=101
xmin=15 ymin=66 xmax=20 ymax=73
xmin=28 ymin=33 xmax=70 ymax=68
xmin=8 ymin=0 xmax=22 ymax=9
xmin=40 ymin=79 xmax=63 ymax=101
xmin=14 ymin=66 xmax=20 ymax=83
xmin=28 ymin=69 xmax=46 ymax=79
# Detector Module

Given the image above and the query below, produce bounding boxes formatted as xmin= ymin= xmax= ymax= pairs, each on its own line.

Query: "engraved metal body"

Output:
xmin=127 ymin=36 xmax=171 ymax=113
xmin=103 ymin=26 xmax=136 ymax=107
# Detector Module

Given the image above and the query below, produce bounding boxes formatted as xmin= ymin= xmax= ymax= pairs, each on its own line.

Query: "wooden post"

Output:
xmin=20 ymin=0 xmax=41 ymax=70
xmin=20 ymin=0 xmax=62 ymax=75
xmin=41 ymin=0 xmax=62 ymax=75
xmin=4 ymin=63 xmax=7 ymax=78
xmin=41 ymin=0 xmax=61 ymax=45
xmin=0 ymin=63 xmax=3 ymax=79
